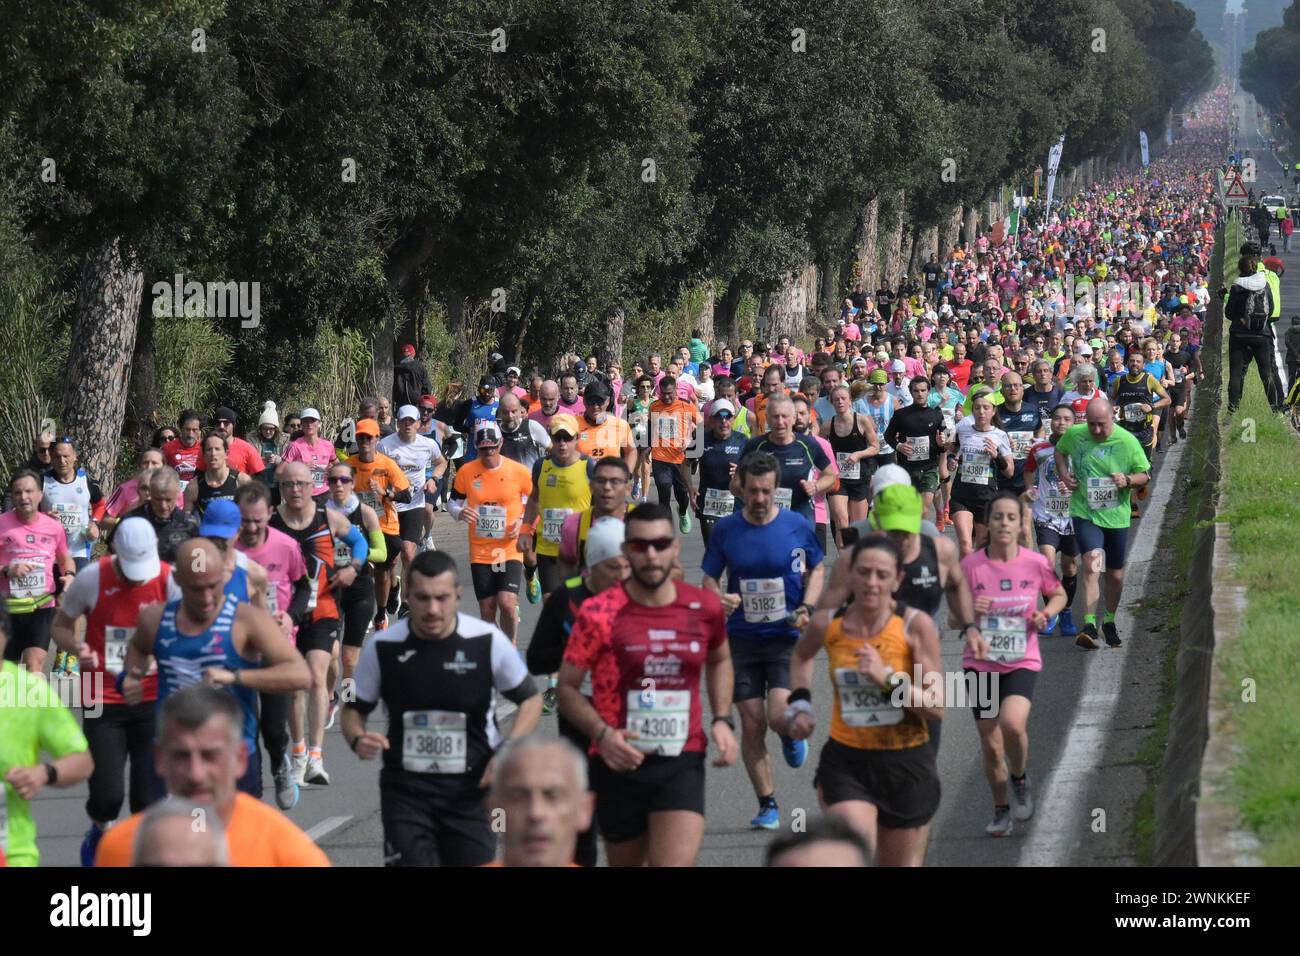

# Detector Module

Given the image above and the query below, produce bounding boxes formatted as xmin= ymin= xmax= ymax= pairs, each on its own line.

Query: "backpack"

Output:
xmin=1243 ymin=286 xmax=1271 ymax=335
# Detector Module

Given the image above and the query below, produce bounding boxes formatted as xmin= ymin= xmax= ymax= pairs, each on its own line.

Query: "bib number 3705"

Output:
xmin=402 ymin=710 xmax=467 ymax=774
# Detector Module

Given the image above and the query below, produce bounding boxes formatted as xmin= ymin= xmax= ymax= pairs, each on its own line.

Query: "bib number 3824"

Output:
xmin=402 ymin=710 xmax=467 ymax=774
xmin=625 ymin=689 xmax=691 ymax=756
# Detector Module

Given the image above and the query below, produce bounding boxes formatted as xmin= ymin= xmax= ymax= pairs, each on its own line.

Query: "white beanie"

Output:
xmin=258 ymin=401 xmax=280 ymax=428
xmin=585 ymin=517 xmax=626 ymax=569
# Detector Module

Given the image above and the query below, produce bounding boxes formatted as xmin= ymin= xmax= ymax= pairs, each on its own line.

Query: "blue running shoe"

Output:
xmin=750 ymin=805 xmax=780 ymax=830
xmin=1045 ymin=614 xmax=1059 ymax=636
xmin=781 ymin=735 xmax=808 ymax=769
xmin=1058 ymin=608 xmax=1078 ymax=637
xmin=80 ymin=824 xmax=104 ymax=867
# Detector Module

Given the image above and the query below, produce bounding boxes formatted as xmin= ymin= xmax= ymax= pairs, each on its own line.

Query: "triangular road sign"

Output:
xmin=1223 ymin=173 xmax=1248 ymax=206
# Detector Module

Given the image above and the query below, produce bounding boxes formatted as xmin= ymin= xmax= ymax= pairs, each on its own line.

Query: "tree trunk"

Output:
xmin=853 ymin=196 xmax=880 ymax=292
xmin=600 ymin=306 xmax=626 ymax=368
xmin=62 ymin=238 xmax=143 ymax=489
xmin=717 ymin=276 xmax=746 ymax=351
xmin=759 ymin=268 xmax=811 ymax=343
xmin=817 ymin=247 xmax=838 ymax=327
xmin=880 ymin=189 xmax=905 ymax=288
xmin=370 ymin=316 xmax=396 ymax=403
xmin=446 ymin=293 xmax=471 ymax=385
xmin=962 ymin=204 xmax=978 ymax=250
xmin=126 ymin=284 xmax=158 ymax=451
xmin=939 ymin=206 xmax=962 ymax=261
xmin=694 ymin=283 xmax=715 ymax=348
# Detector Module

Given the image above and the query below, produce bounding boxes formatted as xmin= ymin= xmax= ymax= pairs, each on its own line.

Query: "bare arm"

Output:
xmin=221 ymin=604 xmax=311 ymax=693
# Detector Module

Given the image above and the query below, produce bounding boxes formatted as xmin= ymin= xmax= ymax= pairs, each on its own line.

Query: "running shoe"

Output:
xmin=1102 ymin=621 xmax=1122 ymax=647
xmin=679 ymin=511 xmax=692 ymax=534
xmin=1058 ymin=608 xmax=1078 ymax=637
xmin=1075 ymin=623 xmax=1100 ymax=650
xmin=421 ymin=533 xmax=435 ymax=553
xmin=274 ymin=755 xmax=300 ymax=810
xmin=1045 ymin=614 xmax=1059 ymax=636
xmin=750 ymin=805 xmax=780 ymax=830
xmin=526 ymin=574 xmax=541 ymax=605
xmin=80 ymin=824 xmax=104 ymax=867
xmin=398 ymin=602 xmax=410 ymax=620
xmin=936 ymin=511 xmax=947 ymax=532
xmin=373 ymin=612 xmax=389 ymax=633
xmin=52 ymin=650 xmax=67 ymax=675
xmin=325 ymin=695 xmax=339 ymax=730
xmin=63 ymin=654 xmax=80 ymax=679
xmin=541 ymin=687 xmax=558 ymax=716
xmin=1011 ymin=775 xmax=1034 ymax=821
xmin=291 ymin=751 xmax=309 ymax=786
xmin=1178 ymin=423 xmax=1187 ymax=439
xmin=304 ymin=756 xmax=330 ymax=786
xmin=985 ymin=806 xmax=1014 ymax=837
xmin=386 ymin=576 xmax=401 ymax=615
xmin=780 ymin=735 xmax=808 ymax=769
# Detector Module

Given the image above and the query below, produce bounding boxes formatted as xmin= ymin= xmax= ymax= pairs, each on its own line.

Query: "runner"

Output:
xmin=182 ymin=431 xmax=251 ymax=517
xmin=1 ymin=470 xmax=75 ymax=673
xmin=101 ymin=448 xmax=165 ymax=531
xmin=349 ymin=418 xmax=411 ymax=631
xmin=781 ymin=533 xmax=943 ymax=865
xmin=526 ymin=516 xmax=629 ymax=865
xmin=1054 ymin=397 xmax=1151 ymax=649
xmin=1162 ymin=330 xmax=1195 ymax=445
xmin=281 ymin=408 xmax=337 ymax=499
xmin=946 ymin=390 xmax=1015 ymax=556
xmin=486 ymin=736 xmax=595 ymax=868
xmin=859 ymin=369 xmax=898 ymax=466
xmin=648 ymin=375 xmax=702 ymax=532
xmin=694 ymin=400 xmax=745 ymax=547
xmin=960 ymin=491 xmax=1067 ymax=836
xmin=449 ymin=420 xmax=533 ymax=643
xmin=133 ymin=467 xmax=200 ymax=564
xmin=558 ymin=456 xmax=633 ymax=577
xmin=1024 ymin=404 xmax=1081 ymax=637
xmin=574 ymin=380 xmax=636 ymax=470
xmin=49 ymin=518 xmax=180 ymax=864
xmin=701 ymin=452 xmax=823 ymax=831
xmin=1110 ymin=347 xmax=1171 ymax=482
xmin=210 ymin=406 xmax=267 ymax=478
xmin=885 ymin=377 xmax=947 ymax=525
xmin=43 ymin=436 xmax=104 ymax=571
xmin=520 ymin=414 xmax=594 ymax=600
xmin=120 ymin=538 xmax=311 ymax=799
xmin=160 ymin=410 xmax=204 ymax=494
xmin=498 ymin=391 xmax=552 ymax=606
xmin=733 ymin=395 xmax=836 ymax=530
xmin=625 ymin=375 xmax=655 ymax=501
xmin=343 ymin=549 xmax=542 ymax=867
xmin=247 ymin=401 xmax=287 ymax=488
xmin=377 ymin=406 xmax=444 ymax=621
xmin=791 ymin=394 xmax=837 ymax=554
xmin=558 ymin=504 xmax=738 ymax=867
xmin=991 ymin=371 xmax=1044 ymax=541
xmin=324 ymin=459 xmax=385 ymax=692
xmin=461 ymin=375 xmax=502 ymax=462
xmin=0 ymin=604 xmax=94 ymax=866
xmin=95 ymin=685 xmax=328 ymax=866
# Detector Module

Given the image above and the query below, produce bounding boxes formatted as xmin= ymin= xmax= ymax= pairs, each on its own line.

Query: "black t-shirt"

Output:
xmin=698 ymin=432 xmax=746 ymax=519
xmin=923 ymin=263 xmax=941 ymax=288
xmin=968 ymin=342 xmax=988 ymax=365
xmin=875 ymin=288 xmax=893 ymax=320
xmin=995 ymin=404 xmax=1043 ymax=487
xmin=884 ymin=404 xmax=945 ymax=471
xmin=1164 ymin=348 xmax=1192 ymax=385
xmin=1026 ymin=383 xmax=1064 ymax=417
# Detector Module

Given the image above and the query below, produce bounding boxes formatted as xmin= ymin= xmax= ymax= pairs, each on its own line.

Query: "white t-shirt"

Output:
xmin=377 ymin=433 xmax=444 ymax=511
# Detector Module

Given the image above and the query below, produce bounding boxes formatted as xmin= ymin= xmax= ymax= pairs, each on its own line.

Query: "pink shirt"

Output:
xmin=959 ymin=547 xmax=1060 ymax=674
xmin=104 ymin=479 xmax=142 ymax=518
xmin=236 ymin=526 xmax=308 ymax=635
xmin=808 ymin=433 xmax=836 ymax=525
xmin=842 ymin=323 xmax=862 ymax=341
xmin=282 ymin=437 xmax=337 ymax=496
xmin=528 ymin=407 xmax=558 ymax=431
xmin=557 ymin=398 xmax=586 ymax=417
xmin=0 ymin=512 xmax=69 ymax=602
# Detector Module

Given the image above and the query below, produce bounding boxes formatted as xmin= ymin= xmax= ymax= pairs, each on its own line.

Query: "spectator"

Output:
xmin=392 ymin=344 xmax=432 ymax=409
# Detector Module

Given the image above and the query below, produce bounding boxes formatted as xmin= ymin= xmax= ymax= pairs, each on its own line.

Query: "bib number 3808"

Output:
xmin=402 ymin=710 xmax=468 ymax=774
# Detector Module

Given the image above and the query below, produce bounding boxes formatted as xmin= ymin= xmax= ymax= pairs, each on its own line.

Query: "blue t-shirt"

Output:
xmin=701 ymin=509 xmax=824 ymax=641
xmin=462 ymin=399 xmax=500 ymax=461
xmin=737 ymin=434 xmax=831 ymax=525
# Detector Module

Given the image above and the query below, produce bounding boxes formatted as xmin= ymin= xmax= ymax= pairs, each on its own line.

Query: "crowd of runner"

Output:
xmin=1 ymin=86 xmax=1255 ymax=868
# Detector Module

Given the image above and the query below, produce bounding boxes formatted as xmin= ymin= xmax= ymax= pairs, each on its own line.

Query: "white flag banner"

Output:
xmin=1166 ymin=125 xmax=1173 ymax=147
xmin=1045 ymin=136 xmax=1065 ymax=213
xmin=1140 ymin=130 xmax=1150 ymax=168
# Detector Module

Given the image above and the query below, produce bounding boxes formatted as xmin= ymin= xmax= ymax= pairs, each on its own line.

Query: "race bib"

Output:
xmin=177 ymin=479 xmax=190 ymax=494
xmin=773 ymin=487 xmax=793 ymax=510
xmin=836 ymin=452 xmax=861 ymax=480
xmin=53 ymin=502 xmax=86 ymax=538
xmin=541 ymin=508 xmax=570 ymax=544
xmin=833 ymin=667 xmax=902 ymax=727
xmin=960 ymin=454 xmax=992 ymax=485
xmin=1123 ymin=403 xmax=1147 ymax=423
xmin=402 ymin=710 xmax=468 ymax=774
xmin=982 ymin=614 xmax=1028 ymax=663
xmin=358 ymin=491 xmax=381 ymax=512
xmin=906 ymin=436 xmax=931 ymax=463
xmin=8 ymin=566 xmax=46 ymax=600
xmin=104 ymin=626 xmax=133 ymax=673
xmin=702 ymin=487 xmax=735 ymax=518
xmin=625 ymin=689 xmax=691 ymax=756
xmin=740 ymin=577 xmax=786 ymax=623
xmin=310 ymin=466 xmax=327 ymax=488
xmin=1086 ymin=476 xmax=1119 ymax=510
xmin=656 ymin=415 xmax=680 ymax=442
xmin=1044 ymin=485 xmax=1072 ymax=517
xmin=1008 ymin=431 xmax=1034 ymax=460
xmin=477 ymin=504 xmax=507 ymax=539
xmin=334 ymin=535 xmax=353 ymax=565
xmin=265 ymin=583 xmax=280 ymax=615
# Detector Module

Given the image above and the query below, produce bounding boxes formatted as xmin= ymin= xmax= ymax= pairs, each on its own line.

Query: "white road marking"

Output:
xmin=1020 ymin=438 xmax=1187 ymax=866
xmin=305 ymin=815 xmax=353 ymax=844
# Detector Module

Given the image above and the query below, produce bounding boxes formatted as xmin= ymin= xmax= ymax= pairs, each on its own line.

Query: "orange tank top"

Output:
xmin=826 ymin=608 xmax=929 ymax=751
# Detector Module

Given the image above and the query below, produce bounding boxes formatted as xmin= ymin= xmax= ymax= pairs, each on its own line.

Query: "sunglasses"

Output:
xmin=35 ymin=445 xmax=52 ymax=453
xmin=216 ymin=419 xmax=233 ymax=426
xmin=624 ymin=537 xmax=674 ymax=553
xmin=419 ymin=409 xmax=434 ymax=417
xmin=328 ymin=475 xmax=353 ymax=484
xmin=552 ymin=433 xmax=576 ymax=443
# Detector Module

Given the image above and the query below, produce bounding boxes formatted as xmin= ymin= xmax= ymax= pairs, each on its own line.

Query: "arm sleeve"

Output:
xmin=367 ymin=528 xmax=387 ymax=565
xmin=526 ymin=588 xmax=573 ymax=676
xmin=288 ymin=576 xmax=313 ymax=625
xmin=342 ymin=522 xmax=367 ymax=565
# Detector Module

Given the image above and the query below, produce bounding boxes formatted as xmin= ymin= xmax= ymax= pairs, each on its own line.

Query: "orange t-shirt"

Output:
xmin=452 ymin=457 xmax=533 ymax=565
xmin=95 ymin=792 xmax=331 ymax=867
xmin=648 ymin=400 xmax=702 ymax=465
xmin=575 ymin=416 xmax=632 ymax=460
xmin=346 ymin=451 xmax=410 ymax=536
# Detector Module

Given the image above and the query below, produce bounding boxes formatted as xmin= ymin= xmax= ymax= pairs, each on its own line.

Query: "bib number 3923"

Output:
xmin=477 ymin=504 xmax=507 ymax=539
xmin=625 ymin=689 xmax=690 ymax=756
xmin=402 ymin=710 xmax=467 ymax=774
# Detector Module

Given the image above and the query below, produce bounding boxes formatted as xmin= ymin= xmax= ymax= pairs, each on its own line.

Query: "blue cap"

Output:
xmin=199 ymin=499 xmax=241 ymax=538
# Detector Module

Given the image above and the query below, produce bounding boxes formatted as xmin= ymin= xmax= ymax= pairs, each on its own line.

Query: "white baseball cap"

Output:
xmin=709 ymin=398 xmax=737 ymax=417
xmin=299 ymin=407 xmax=321 ymax=421
xmin=585 ymin=517 xmax=626 ymax=569
xmin=396 ymin=404 xmax=420 ymax=422
xmin=113 ymin=517 xmax=161 ymax=581
xmin=474 ymin=420 xmax=503 ymax=446
xmin=870 ymin=463 xmax=912 ymax=497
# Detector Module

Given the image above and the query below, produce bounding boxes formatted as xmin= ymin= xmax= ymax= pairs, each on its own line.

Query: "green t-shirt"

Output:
xmin=688 ymin=338 xmax=709 ymax=364
xmin=0 ymin=661 xmax=89 ymax=866
xmin=1056 ymin=423 xmax=1151 ymax=529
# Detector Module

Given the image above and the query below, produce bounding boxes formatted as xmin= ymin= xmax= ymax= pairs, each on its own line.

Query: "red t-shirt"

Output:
xmin=564 ymin=581 xmax=726 ymax=757
xmin=161 ymin=438 xmax=201 ymax=484
xmin=227 ymin=436 xmax=267 ymax=476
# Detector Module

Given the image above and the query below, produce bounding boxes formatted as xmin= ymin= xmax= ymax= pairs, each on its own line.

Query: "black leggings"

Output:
xmin=82 ymin=702 xmax=156 ymax=823
xmin=260 ymin=691 xmax=293 ymax=773
xmin=1228 ymin=331 xmax=1283 ymax=410
xmin=652 ymin=459 xmax=690 ymax=513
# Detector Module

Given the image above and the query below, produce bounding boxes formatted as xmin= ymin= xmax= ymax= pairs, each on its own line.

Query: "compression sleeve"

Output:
xmin=343 ymin=523 xmax=368 ymax=565
xmin=367 ymin=528 xmax=387 ymax=565
xmin=288 ymin=576 xmax=312 ymax=626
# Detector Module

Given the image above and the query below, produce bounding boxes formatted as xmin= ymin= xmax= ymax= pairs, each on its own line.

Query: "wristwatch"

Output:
xmin=44 ymin=762 xmax=59 ymax=785
xmin=713 ymin=715 xmax=736 ymax=731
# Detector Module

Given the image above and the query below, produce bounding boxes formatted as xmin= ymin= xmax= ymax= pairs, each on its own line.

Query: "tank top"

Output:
xmin=271 ymin=504 xmax=338 ymax=620
xmin=501 ymin=423 xmax=544 ymax=471
xmin=826 ymin=414 xmax=870 ymax=485
xmin=154 ymin=593 xmax=259 ymax=747
xmin=1113 ymin=373 xmax=1157 ymax=434
xmin=87 ymin=555 xmax=170 ymax=706
xmin=224 ymin=551 xmax=250 ymax=603
xmin=826 ymin=608 xmax=928 ymax=751
xmin=575 ymin=505 xmax=632 ymax=569
xmin=326 ymin=495 xmax=372 ymax=582
xmin=43 ymin=470 xmax=94 ymax=558
xmin=897 ymin=536 xmax=942 ymax=617
xmin=863 ymin=395 xmax=895 ymax=455
xmin=194 ymin=468 xmax=241 ymax=517
xmin=535 ymin=458 xmax=592 ymax=558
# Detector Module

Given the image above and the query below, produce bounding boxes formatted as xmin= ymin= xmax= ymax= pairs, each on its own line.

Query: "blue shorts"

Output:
xmin=1071 ymin=515 xmax=1130 ymax=569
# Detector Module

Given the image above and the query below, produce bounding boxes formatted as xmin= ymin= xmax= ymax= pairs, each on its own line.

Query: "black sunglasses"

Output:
xmin=624 ymin=537 xmax=674 ymax=553
xmin=328 ymin=475 xmax=353 ymax=484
